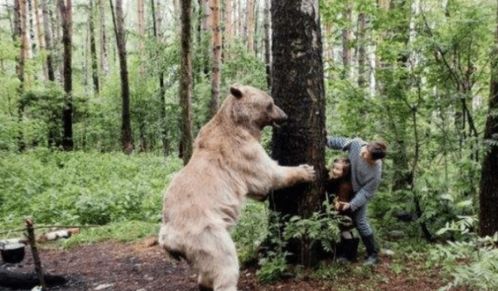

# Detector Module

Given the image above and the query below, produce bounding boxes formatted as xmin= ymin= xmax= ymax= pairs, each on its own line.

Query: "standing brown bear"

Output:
xmin=159 ymin=85 xmax=316 ymax=291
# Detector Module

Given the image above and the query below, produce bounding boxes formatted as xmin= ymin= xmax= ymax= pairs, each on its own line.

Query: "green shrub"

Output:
xmin=0 ymin=150 xmax=181 ymax=227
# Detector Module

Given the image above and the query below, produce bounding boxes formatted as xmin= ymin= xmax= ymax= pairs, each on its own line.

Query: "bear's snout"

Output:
xmin=273 ymin=106 xmax=288 ymax=124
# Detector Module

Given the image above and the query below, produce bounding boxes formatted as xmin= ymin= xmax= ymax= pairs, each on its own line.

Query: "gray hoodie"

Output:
xmin=326 ymin=136 xmax=382 ymax=211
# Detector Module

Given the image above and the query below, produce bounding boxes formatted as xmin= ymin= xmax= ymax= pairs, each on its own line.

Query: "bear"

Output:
xmin=158 ymin=84 xmax=316 ymax=291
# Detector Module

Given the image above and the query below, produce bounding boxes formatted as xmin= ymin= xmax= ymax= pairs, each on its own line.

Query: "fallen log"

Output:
xmin=37 ymin=228 xmax=80 ymax=242
xmin=0 ymin=269 xmax=66 ymax=289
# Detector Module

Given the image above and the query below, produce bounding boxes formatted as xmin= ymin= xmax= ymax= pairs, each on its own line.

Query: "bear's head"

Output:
xmin=226 ymin=84 xmax=287 ymax=131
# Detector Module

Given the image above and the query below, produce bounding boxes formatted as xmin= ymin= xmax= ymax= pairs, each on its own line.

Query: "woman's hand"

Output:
xmin=338 ymin=202 xmax=351 ymax=211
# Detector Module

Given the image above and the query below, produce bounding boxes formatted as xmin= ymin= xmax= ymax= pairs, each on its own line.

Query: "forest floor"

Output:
xmin=3 ymin=237 xmax=448 ymax=291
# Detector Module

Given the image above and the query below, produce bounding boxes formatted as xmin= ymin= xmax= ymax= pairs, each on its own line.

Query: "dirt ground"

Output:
xmin=1 ymin=238 xmax=447 ymax=291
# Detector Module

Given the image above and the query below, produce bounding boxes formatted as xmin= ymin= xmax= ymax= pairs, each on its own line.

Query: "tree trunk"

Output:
xmin=41 ymin=0 xmax=54 ymax=81
xmin=98 ymin=0 xmax=109 ymax=75
xmin=246 ymin=0 xmax=255 ymax=53
xmin=357 ymin=11 xmax=367 ymax=88
xmin=238 ymin=0 xmax=244 ymax=38
xmin=233 ymin=0 xmax=239 ymax=38
xmin=110 ymin=0 xmax=133 ymax=154
xmin=53 ymin=2 xmax=63 ymax=81
xmin=479 ymin=1 xmax=498 ymax=237
xmin=89 ymin=0 xmax=99 ymax=94
xmin=200 ymin=0 xmax=210 ymax=77
xmin=270 ymin=0 xmax=326 ymax=267
xmin=33 ymin=0 xmax=47 ymax=79
xmin=151 ymin=0 xmax=169 ymax=156
xmin=27 ymin=0 xmax=35 ymax=57
xmin=225 ymin=0 xmax=232 ymax=44
xmin=14 ymin=0 xmax=27 ymax=152
xmin=58 ymin=0 xmax=73 ymax=150
xmin=342 ymin=0 xmax=352 ymax=80
xmin=263 ymin=0 xmax=271 ymax=90
xmin=209 ymin=0 xmax=221 ymax=118
xmin=137 ymin=0 xmax=145 ymax=74
xmin=179 ymin=0 xmax=194 ymax=164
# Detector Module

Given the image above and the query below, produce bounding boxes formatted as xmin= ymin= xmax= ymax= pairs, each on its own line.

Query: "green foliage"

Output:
xmin=256 ymin=211 xmax=290 ymax=283
xmin=232 ymin=201 xmax=268 ymax=264
xmin=284 ymin=203 xmax=343 ymax=253
xmin=256 ymin=251 xmax=289 ymax=284
xmin=62 ymin=220 xmax=159 ymax=248
xmin=0 ymin=150 xmax=181 ymax=227
xmin=428 ymin=215 xmax=498 ymax=290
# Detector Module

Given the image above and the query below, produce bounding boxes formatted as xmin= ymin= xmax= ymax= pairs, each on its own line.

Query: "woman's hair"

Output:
xmin=366 ymin=141 xmax=387 ymax=160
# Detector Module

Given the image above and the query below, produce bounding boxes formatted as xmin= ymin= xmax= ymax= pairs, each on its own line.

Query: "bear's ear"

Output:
xmin=230 ymin=85 xmax=243 ymax=99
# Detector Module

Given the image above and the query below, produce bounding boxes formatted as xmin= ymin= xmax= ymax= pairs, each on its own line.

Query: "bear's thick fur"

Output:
xmin=159 ymin=85 xmax=315 ymax=291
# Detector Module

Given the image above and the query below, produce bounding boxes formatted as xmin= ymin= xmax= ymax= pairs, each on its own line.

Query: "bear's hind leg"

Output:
xmin=194 ymin=228 xmax=239 ymax=291
xmin=198 ymin=273 xmax=213 ymax=291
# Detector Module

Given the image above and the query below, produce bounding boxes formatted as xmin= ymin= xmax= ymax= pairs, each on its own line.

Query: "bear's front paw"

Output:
xmin=298 ymin=164 xmax=316 ymax=182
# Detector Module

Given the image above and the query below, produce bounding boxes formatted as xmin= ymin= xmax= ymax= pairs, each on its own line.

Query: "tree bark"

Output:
xmin=263 ymin=0 xmax=271 ymax=90
xmin=58 ymin=0 xmax=73 ymax=150
xmin=27 ymin=0 xmax=35 ymax=57
xmin=342 ymin=0 xmax=352 ymax=80
xmin=246 ymin=0 xmax=255 ymax=53
xmin=357 ymin=11 xmax=367 ymax=88
xmin=137 ymin=0 xmax=145 ymax=74
xmin=89 ymin=0 xmax=99 ymax=94
xmin=98 ymin=0 xmax=109 ymax=75
xmin=33 ymin=0 xmax=47 ymax=79
xmin=110 ymin=0 xmax=133 ymax=154
xmin=14 ymin=0 xmax=27 ymax=151
xmin=209 ymin=0 xmax=221 ymax=118
xmin=225 ymin=0 xmax=232 ymax=44
xmin=41 ymin=0 xmax=54 ymax=82
xmin=151 ymin=0 xmax=169 ymax=156
xmin=479 ymin=1 xmax=498 ymax=237
xmin=179 ymin=0 xmax=194 ymax=164
xmin=270 ymin=0 xmax=326 ymax=267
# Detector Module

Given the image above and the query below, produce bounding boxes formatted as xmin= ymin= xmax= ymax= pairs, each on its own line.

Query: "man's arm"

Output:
xmin=326 ymin=136 xmax=353 ymax=151
xmin=349 ymin=171 xmax=381 ymax=211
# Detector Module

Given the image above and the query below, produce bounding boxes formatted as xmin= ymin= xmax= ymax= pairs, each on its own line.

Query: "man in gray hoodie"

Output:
xmin=326 ymin=136 xmax=386 ymax=265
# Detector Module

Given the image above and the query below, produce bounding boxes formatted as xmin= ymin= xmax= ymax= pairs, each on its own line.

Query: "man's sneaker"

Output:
xmin=363 ymin=254 xmax=379 ymax=266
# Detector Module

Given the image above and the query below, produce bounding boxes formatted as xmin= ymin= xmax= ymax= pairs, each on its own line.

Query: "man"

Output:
xmin=326 ymin=136 xmax=386 ymax=265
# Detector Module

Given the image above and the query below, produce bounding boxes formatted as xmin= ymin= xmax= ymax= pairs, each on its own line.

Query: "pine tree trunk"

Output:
xmin=209 ymin=0 xmax=221 ymax=118
xmin=342 ymin=0 xmax=352 ymax=80
xmin=151 ymin=0 xmax=169 ymax=156
xmin=53 ymin=3 xmax=63 ymax=81
xmin=14 ymin=0 xmax=27 ymax=151
xmin=270 ymin=0 xmax=326 ymax=267
xmin=479 ymin=2 xmax=498 ymax=237
xmin=179 ymin=0 xmax=194 ymax=164
xmin=357 ymin=11 xmax=367 ymax=88
xmin=225 ymin=0 xmax=232 ymax=44
xmin=263 ymin=0 xmax=271 ymax=90
xmin=233 ymin=0 xmax=239 ymax=38
xmin=110 ymin=0 xmax=133 ymax=154
xmin=33 ymin=0 xmax=47 ymax=79
xmin=89 ymin=0 xmax=99 ymax=94
xmin=246 ymin=0 xmax=255 ymax=53
xmin=27 ymin=0 xmax=35 ymax=57
xmin=58 ymin=0 xmax=73 ymax=150
xmin=137 ymin=0 xmax=145 ymax=74
xmin=238 ymin=0 xmax=244 ymax=39
xmin=41 ymin=0 xmax=54 ymax=82
xmin=98 ymin=0 xmax=109 ymax=75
